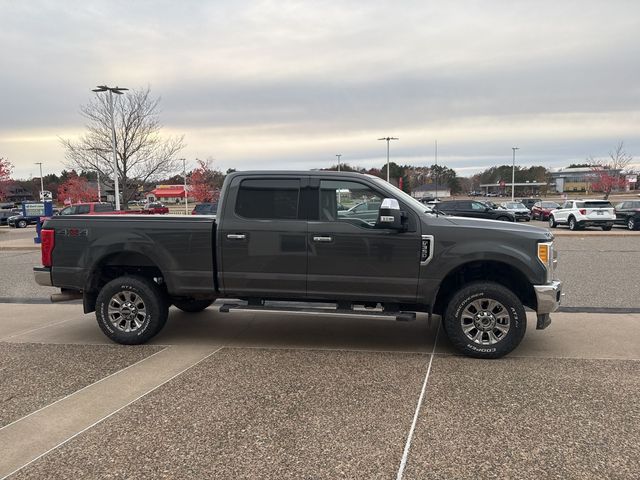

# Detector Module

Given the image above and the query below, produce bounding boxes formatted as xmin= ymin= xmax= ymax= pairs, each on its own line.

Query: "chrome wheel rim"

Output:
xmin=107 ymin=291 xmax=147 ymax=332
xmin=569 ymin=218 xmax=575 ymax=230
xmin=460 ymin=298 xmax=510 ymax=345
xmin=549 ymin=217 xmax=554 ymax=226
xmin=629 ymin=218 xmax=635 ymax=230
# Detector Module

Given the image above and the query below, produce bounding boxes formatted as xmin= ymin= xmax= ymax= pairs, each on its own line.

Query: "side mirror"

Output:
xmin=376 ymin=198 xmax=406 ymax=231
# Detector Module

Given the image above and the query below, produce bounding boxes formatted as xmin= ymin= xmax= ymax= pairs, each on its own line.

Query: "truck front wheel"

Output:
xmin=173 ymin=299 xmax=213 ymax=313
xmin=443 ymin=282 xmax=527 ymax=359
xmin=96 ymin=276 xmax=168 ymax=345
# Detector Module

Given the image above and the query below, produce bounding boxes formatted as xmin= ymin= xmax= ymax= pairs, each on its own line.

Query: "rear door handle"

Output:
xmin=227 ymin=233 xmax=246 ymax=240
xmin=312 ymin=236 xmax=333 ymax=243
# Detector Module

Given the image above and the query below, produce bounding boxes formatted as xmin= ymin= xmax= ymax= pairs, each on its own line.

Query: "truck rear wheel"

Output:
xmin=443 ymin=282 xmax=526 ymax=359
xmin=96 ymin=276 xmax=168 ymax=345
xmin=173 ymin=299 xmax=213 ymax=313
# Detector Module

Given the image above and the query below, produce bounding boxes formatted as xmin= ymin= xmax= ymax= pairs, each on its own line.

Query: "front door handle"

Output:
xmin=227 ymin=233 xmax=246 ymax=240
xmin=312 ymin=236 xmax=333 ymax=243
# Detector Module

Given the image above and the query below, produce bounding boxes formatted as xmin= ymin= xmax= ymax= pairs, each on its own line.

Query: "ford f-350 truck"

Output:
xmin=34 ymin=171 xmax=562 ymax=358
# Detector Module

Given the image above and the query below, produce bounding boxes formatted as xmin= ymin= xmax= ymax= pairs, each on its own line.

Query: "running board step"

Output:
xmin=219 ymin=303 xmax=416 ymax=321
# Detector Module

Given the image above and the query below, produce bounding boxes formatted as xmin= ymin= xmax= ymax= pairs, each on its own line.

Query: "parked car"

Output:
xmin=548 ymin=199 xmax=615 ymax=231
xmin=501 ymin=202 xmax=531 ymax=221
xmin=438 ymin=200 xmax=516 ymax=221
xmin=337 ymin=200 xmax=382 ymax=224
xmin=531 ymin=201 xmax=560 ymax=221
xmin=35 ymin=170 xmax=562 ymax=359
xmin=58 ymin=202 xmax=115 ymax=215
xmin=517 ymin=198 xmax=539 ymax=210
xmin=614 ymin=200 xmax=640 ymax=230
xmin=143 ymin=202 xmax=170 ymax=215
xmin=0 ymin=210 xmax=15 ymax=226
xmin=192 ymin=203 xmax=217 ymax=215
xmin=8 ymin=213 xmax=40 ymax=228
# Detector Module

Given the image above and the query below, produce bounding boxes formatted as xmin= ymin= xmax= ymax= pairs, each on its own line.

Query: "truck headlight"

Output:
xmin=537 ymin=241 xmax=554 ymax=281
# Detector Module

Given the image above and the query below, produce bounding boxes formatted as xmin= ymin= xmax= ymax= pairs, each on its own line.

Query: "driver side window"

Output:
xmin=319 ymin=180 xmax=383 ymax=227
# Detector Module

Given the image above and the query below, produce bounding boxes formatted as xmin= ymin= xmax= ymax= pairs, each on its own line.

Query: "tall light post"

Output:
xmin=92 ymin=85 xmax=128 ymax=210
xmin=511 ymin=147 xmax=519 ymax=201
xmin=335 ymin=154 xmax=342 ymax=172
xmin=183 ymin=158 xmax=189 ymax=215
xmin=34 ymin=162 xmax=44 ymax=199
xmin=378 ymin=136 xmax=399 ymax=182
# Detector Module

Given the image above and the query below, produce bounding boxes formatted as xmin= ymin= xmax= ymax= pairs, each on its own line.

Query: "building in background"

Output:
xmin=549 ymin=167 xmax=622 ymax=193
xmin=411 ymin=183 xmax=451 ymax=200
xmin=1 ymin=184 xmax=34 ymax=203
xmin=150 ymin=185 xmax=191 ymax=203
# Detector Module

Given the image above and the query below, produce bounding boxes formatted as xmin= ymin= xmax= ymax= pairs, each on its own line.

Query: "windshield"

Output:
xmin=505 ymin=202 xmax=526 ymax=209
xmin=369 ymin=176 xmax=437 ymax=215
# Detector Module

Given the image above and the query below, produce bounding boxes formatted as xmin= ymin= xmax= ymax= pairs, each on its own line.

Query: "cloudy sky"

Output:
xmin=1 ymin=0 xmax=639 ymax=179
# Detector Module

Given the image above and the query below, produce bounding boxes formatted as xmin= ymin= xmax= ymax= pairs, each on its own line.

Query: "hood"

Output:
xmin=444 ymin=215 xmax=552 ymax=238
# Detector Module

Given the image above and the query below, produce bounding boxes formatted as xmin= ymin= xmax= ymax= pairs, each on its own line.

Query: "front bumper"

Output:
xmin=533 ymin=280 xmax=562 ymax=329
xmin=34 ymin=266 xmax=52 ymax=287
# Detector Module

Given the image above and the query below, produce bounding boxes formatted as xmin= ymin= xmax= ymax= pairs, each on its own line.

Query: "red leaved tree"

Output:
xmin=589 ymin=168 xmax=626 ymax=198
xmin=0 ymin=157 xmax=14 ymax=201
xmin=189 ymin=159 xmax=223 ymax=203
xmin=588 ymin=142 xmax=633 ymax=199
xmin=57 ymin=172 xmax=98 ymax=204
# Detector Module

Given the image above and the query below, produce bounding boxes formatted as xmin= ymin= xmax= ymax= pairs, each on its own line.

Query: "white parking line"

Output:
xmin=1 ymin=346 xmax=224 ymax=480
xmin=396 ymin=324 xmax=440 ymax=480
xmin=0 ymin=317 xmax=75 ymax=341
xmin=0 ymin=347 xmax=167 ymax=433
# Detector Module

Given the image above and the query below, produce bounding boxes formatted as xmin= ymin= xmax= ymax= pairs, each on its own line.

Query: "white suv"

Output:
xmin=549 ymin=199 xmax=615 ymax=231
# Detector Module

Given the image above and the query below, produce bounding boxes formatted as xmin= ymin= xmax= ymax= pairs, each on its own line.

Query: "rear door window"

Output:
xmin=584 ymin=201 xmax=613 ymax=209
xmin=235 ymin=179 xmax=300 ymax=220
xmin=93 ymin=204 xmax=114 ymax=212
xmin=76 ymin=205 xmax=90 ymax=214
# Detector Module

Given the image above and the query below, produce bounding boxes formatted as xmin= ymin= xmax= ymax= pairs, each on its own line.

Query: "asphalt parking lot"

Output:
xmin=1 ymin=224 xmax=639 ymax=479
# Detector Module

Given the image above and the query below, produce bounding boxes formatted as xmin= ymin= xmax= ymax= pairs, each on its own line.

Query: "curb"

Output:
xmin=551 ymin=231 xmax=639 ymax=236
xmin=0 ymin=246 xmax=41 ymax=251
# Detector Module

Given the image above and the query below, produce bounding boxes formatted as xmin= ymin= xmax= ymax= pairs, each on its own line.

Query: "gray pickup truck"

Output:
xmin=34 ymin=171 xmax=562 ymax=358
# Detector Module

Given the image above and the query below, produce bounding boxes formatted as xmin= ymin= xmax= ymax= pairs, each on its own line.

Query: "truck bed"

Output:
xmin=45 ymin=214 xmax=217 ymax=298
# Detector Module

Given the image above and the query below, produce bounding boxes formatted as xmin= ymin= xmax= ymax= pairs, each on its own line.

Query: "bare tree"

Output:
xmin=60 ymin=87 xmax=185 ymax=207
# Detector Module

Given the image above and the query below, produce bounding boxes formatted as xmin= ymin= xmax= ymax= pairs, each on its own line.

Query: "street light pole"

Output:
xmin=336 ymin=154 xmax=342 ymax=172
xmin=378 ymin=137 xmax=399 ymax=183
xmin=92 ymin=85 xmax=128 ymax=210
xmin=512 ymin=147 xmax=519 ymax=201
xmin=183 ymin=159 xmax=189 ymax=215
xmin=35 ymin=162 xmax=44 ymax=199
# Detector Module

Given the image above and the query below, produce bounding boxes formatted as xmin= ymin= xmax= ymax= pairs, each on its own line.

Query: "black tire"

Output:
xmin=568 ymin=216 xmax=578 ymax=231
xmin=95 ymin=276 xmax=168 ymax=345
xmin=496 ymin=216 xmax=510 ymax=222
xmin=443 ymin=282 xmax=527 ymax=359
xmin=17 ymin=219 xmax=27 ymax=228
xmin=173 ymin=298 xmax=213 ymax=313
xmin=628 ymin=217 xmax=637 ymax=231
xmin=549 ymin=215 xmax=557 ymax=228
xmin=602 ymin=225 xmax=612 ymax=231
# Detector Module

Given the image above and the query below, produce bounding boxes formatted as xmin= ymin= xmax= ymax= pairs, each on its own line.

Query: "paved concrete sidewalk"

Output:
xmin=0 ymin=304 xmax=639 ymax=479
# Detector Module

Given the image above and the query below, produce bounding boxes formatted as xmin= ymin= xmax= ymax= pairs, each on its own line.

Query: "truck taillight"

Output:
xmin=579 ymin=209 xmax=586 ymax=215
xmin=41 ymin=229 xmax=55 ymax=267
